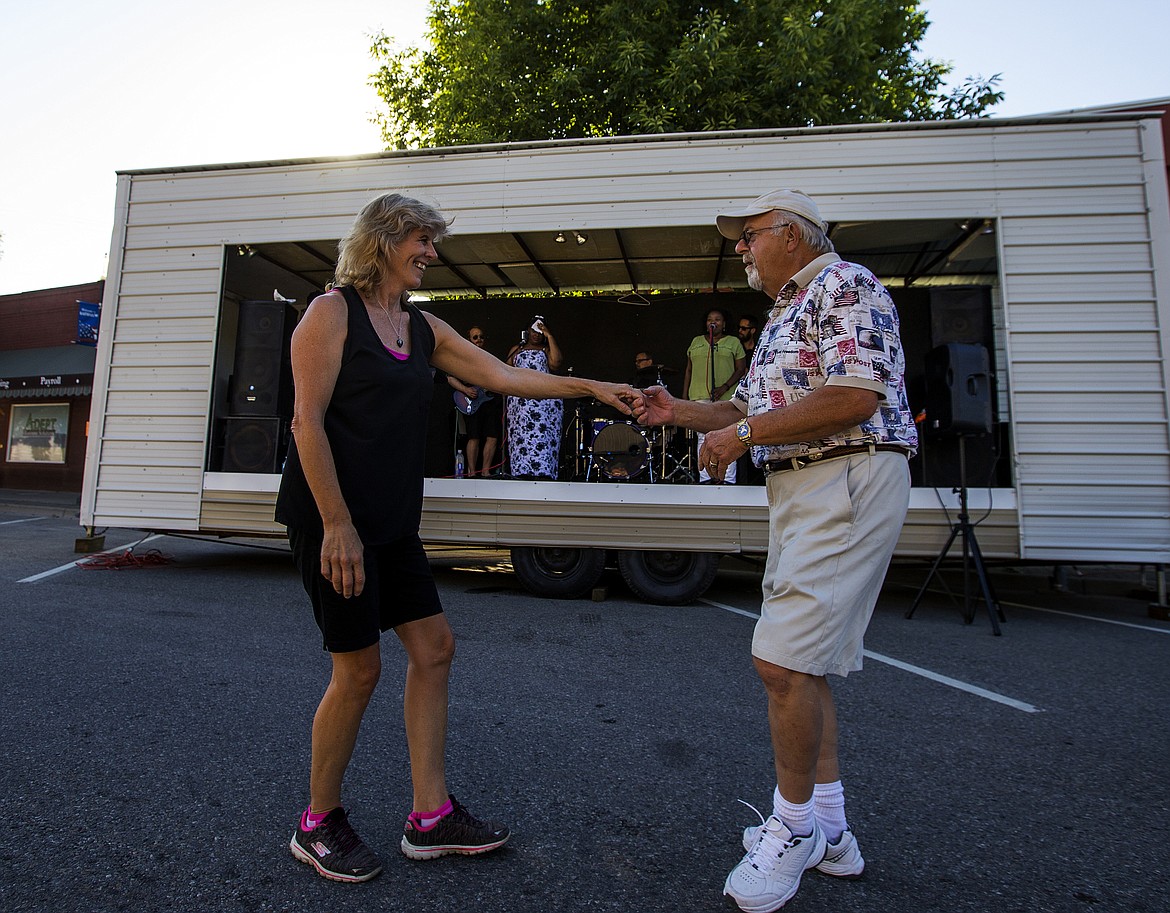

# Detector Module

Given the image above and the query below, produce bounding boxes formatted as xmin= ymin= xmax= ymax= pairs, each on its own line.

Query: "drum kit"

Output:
xmin=560 ymin=364 xmax=697 ymax=484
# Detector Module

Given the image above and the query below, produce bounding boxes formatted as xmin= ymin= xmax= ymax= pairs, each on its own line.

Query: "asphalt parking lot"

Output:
xmin=2 ymin=502 xmax=1168 ymax=913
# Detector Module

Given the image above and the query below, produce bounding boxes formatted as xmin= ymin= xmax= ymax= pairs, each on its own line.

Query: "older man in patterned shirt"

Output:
xmin=633 ymin=189 xmax=917 ymax=913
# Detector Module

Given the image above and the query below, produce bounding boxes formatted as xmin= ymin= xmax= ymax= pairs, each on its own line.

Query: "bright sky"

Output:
xmin=1 ymin=0 xmax=1167 ymax=296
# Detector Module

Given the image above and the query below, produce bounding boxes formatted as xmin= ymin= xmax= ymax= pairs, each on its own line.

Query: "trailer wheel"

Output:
xmin=617 ymin=550 xmax=720 ymax=605
xmin=510 ymin=546 xmax=607 ymax=599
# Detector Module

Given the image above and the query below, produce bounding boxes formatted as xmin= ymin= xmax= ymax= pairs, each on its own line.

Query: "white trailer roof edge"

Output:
xmin=114 ymin=111 xmax=1165 ymax=178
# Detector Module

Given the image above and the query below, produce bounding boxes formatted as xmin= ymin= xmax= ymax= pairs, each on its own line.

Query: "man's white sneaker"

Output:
xmin=723 ymin=816 xmax=826 ymax=913
xmin=814 ymin=829 xmax=865 ymax=878
xmin=742 ymin=824 xmax=865 ymax=878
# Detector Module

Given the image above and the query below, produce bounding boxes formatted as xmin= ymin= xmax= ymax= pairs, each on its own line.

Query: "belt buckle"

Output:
xmin=795 ymin=450 xmax=825 ymax=470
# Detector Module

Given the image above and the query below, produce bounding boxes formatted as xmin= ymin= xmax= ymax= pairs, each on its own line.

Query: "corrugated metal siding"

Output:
xmin=420 ymin=490 xmax=765 ymax=552
xmin=1000 ymin=197 xmax=1170 ymax=558
xmin=84 ymin=119 xmax=1170 ymax=561
xmin=86 ymin=233 xmax=221 ymax=528
xmin=199 ymin=490 xmax=286 ymax=535
xmin=897 ymin=511 xmax=1019 ymax=559
xmin=419 ymin=493 xmax=1019 ymax=558
xmin=184 ymin=484 xmax=1020 ymax=560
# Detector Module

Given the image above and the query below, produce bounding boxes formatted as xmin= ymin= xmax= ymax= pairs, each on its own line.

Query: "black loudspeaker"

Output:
xmin=919 ymin=433 xmax=1001 ymax=489
xmin=923 ymin=343 xmax=993 ymax=435
xmin=230 ymin=301 xmax=295 ymax=416
xmin=930 ymin=287 xmax=993 ymax=348
xmin=222 ymin=417 xmax=282 ymax=473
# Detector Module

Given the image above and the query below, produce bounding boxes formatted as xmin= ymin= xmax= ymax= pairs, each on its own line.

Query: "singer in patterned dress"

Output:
xmin=505 ymin=320 xmax=564 ymax=479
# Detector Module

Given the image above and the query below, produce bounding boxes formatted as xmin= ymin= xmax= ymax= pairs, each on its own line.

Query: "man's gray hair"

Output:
xmin=774 ymin=212 xmax=835 ymax=255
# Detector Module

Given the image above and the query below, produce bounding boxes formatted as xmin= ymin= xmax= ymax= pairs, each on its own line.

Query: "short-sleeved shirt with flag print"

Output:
xmin=732 ymin=253 xmax=919 ymax=466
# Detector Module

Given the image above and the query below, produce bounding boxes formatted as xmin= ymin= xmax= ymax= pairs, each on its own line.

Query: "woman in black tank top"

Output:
xmin=277 ymin=192 xmax=637 ymax=882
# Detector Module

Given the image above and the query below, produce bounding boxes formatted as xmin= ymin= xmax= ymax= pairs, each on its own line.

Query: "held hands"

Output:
xmin=591 ymin=381 xmax=641 ymax=416
xmin=630 ymin=385 xmax=675 ymax=427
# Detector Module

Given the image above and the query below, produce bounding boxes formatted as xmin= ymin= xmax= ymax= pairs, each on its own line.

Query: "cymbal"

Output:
xmin=653 ymin=364 xmax=679 ymax=374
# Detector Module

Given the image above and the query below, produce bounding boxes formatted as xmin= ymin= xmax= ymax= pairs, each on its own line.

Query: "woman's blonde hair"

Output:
xmin=334 ymin=192 xmax=451 ymax=293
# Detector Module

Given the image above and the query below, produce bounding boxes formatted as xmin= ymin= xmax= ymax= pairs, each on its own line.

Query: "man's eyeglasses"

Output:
xmin=739 ymin=223 xmax=790 ymax=246
xmin=470 ymin=335 xmax=485 ymax=341
xmin=635 ymin=356 xmax=653 ymax=364
xmin=738 ymin=325 xmax=753 ymax=332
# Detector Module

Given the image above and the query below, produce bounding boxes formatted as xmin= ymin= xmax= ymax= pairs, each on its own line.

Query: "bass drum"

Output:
xmin=591 ymin=420 xmax=649 ymax=480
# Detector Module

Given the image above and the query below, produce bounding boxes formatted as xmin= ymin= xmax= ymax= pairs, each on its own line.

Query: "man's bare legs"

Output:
xmin=465 ymin=438 xmax=482 ymax=477
xmin=754 ymin=657 xmax=829 ymax=805
xmin=481 ymin=435 xmax=499 ymax=476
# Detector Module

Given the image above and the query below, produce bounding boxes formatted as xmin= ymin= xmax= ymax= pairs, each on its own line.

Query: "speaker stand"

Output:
xmin=906 ymin=435 xmax=1006 ymax=635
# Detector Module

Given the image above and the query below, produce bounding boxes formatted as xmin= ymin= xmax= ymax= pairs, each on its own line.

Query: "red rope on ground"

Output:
xmin=76 ymin=548 xmax=173 ymax=570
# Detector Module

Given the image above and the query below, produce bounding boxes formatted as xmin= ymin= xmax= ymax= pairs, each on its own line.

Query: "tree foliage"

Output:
xmin=370 ymin=0 xmax=1002 ymax=149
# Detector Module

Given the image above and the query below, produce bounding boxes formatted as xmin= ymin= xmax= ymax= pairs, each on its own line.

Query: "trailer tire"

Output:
xmin=617 ymin=550 xmax=720 ymax=605
xmin=510 ymin=546 xmax=607 ymax=599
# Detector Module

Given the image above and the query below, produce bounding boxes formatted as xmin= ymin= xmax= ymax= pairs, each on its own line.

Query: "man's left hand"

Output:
xmin=698 ymin=425 xmax=747 ymax=482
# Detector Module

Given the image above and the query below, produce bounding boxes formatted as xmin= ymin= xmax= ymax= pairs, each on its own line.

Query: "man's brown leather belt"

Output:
xmin=764 ymin=444 xmax=910 ymax=475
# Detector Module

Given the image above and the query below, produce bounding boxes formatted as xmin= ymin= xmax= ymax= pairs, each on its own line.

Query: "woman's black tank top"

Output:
xmin=275 ymin=286 xmax=436 ymax=544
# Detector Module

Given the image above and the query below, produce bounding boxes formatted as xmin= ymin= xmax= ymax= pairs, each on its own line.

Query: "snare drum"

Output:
xmin=590 ymin=420 xmax=650 ymax=480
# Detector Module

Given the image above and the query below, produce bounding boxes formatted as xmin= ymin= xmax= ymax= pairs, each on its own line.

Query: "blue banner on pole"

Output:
xmin=77 ymin=300 xmax=101 ymax=346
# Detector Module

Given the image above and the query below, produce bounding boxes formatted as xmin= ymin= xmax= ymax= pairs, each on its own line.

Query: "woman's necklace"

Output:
xmin=376 ymin=300 xmax=408 ymax=348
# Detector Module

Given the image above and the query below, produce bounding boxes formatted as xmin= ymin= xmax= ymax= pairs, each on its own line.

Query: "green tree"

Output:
xmin=370 ymin=0 xmax=1002 ymax=149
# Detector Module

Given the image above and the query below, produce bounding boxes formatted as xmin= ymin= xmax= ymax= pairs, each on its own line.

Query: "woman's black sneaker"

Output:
xmin=400 ymin=794 xmax=510 ymax=860
xmin=290 ymin=807 xmax=383 ymax=882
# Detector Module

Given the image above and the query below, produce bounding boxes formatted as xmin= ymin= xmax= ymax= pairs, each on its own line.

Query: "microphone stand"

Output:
xmin=708 ymin=324 xmax=717 ymax=400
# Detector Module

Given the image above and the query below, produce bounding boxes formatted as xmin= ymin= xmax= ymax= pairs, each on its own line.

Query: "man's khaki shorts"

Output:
xmin=753 ymin=450 xmax=910 ymax=677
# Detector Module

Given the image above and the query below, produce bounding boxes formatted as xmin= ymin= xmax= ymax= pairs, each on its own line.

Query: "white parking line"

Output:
xmin=863 ymin=650 xmax=1041 ymax=713
xmin=699 ymin=597 xmax=1042 ymax=713
xmin=1 ymin=517 xmax=44 ymax=526
xmin=892 ymin=582 xmax=1170 ymax=635
xmin=1001 ymin=600 xmax=1170 ymax=634
xmin=17 ymin=535 xmax=162 ymax=583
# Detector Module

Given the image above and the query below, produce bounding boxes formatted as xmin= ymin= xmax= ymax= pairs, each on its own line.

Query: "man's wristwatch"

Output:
xmin=735 ymin=418 xmax=753 ymax=445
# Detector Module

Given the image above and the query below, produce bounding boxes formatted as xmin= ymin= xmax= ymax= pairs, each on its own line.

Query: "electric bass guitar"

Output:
xmin=453 ymin=387 xmax=495 ymax=416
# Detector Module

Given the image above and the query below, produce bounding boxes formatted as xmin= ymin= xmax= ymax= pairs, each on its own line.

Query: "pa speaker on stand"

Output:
xmin=922 ymin=342 xmax=993 ymax=436
xmin=907 ymin=343 xmax=1006 ymax=634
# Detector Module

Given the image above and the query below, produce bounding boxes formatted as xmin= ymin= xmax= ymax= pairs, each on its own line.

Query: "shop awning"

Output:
xmin=0 ymin=345 xmax=95 ymax=398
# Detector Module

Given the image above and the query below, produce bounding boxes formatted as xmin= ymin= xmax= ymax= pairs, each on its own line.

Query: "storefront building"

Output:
xmin=0 ymin=281 xmax=102 ymax=492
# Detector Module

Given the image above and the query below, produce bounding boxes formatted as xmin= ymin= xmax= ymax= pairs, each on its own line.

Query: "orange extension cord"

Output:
xmin=75 ymin=548 xmax=173 ymax=570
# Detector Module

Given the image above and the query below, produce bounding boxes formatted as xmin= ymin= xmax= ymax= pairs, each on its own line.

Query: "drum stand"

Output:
xmin=561 ymin=407 xmax=589 ymax=481
xmin=658 ymin=427 xmax=697 ymax=483
xmin=905 ymin=435 xmax=1006 ymax=634
xmin=643 ymin=366 xmax=697 ymax=483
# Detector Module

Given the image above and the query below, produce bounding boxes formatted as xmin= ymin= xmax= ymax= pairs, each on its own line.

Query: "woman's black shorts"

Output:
xmin=288 ymin=527 xmax=443 ymax=653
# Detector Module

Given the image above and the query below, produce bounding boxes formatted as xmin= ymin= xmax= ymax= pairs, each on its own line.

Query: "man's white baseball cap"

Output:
xmin=716 ymin=189 xmax=827 ymax=239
